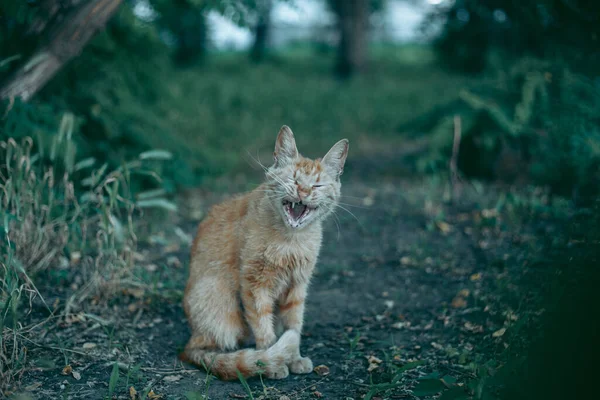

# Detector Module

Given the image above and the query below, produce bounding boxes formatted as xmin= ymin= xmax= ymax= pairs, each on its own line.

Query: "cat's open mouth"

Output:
xmin=282 ymin=200 xmax=316 ymax=227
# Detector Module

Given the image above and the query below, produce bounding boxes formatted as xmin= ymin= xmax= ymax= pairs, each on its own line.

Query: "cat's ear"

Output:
xmin=274 ymin=125 xmax=298 ymax=166
xmin=322 ymin=139 xmax=349 ymax=178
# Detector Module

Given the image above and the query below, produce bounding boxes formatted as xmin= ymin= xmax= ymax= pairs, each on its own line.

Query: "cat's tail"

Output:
xmin=179 ymin=330 xmax=300 ymax=380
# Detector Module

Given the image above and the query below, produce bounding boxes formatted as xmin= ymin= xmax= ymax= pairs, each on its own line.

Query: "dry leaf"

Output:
xmin=436 ymin=221 xmax=452 ymax=234
xmin=24 ymin=382 xmax=42 ymax=391
xmin=70 ymin=251 xmax=82 ymax=265
xmin=464 ymin=322 xmax=484 ymax=333
xmin=451 ymin=296 xmax=467 ymax=308
xmin=61 ymin=365 xmax=72 ymax=375
xmin=163 ymin=375 xmax=183 ymax=382
xmin=470 ymin=273 xmax=482 ymax=281
xmin=130 ymin=386 xmax=137 ymax=400
xmin=366 ymin=355 xmax=382 ymax=364
xmin=400 ymin=256 xmax=414 ymax=266
xmin=366 ymin=355 xmax=383 ymax=372
xmin=147 ymin=390 xmax=163 ymax=399
xmin=313 ymin=364 xmax=330 ymax=376
xmin=481 ymin=209 xmax=498 ymax=218
xmin=83 ymin=342 xmax=97 ymax=350
xmin=72 ymin=371 xmax=81 ymax=380
xmin=492 ymin=328 xmax=507 ymax=338
xmin=431 ymin=342 xmax=443 ymax=350
xmin=367 ymin=363 xmax=379 ymax=372
xmin=128 ymin=303 xmax=140 ymax=313
xmin=392 ymin=322 xmax=406 ymax=329
xmin=457 ymin=289 xmax=470 ymax=297
xmin=313 ymin=390 xmax=323 ymax=398
xmin=229 ymin=394 xmax=248 ymax=399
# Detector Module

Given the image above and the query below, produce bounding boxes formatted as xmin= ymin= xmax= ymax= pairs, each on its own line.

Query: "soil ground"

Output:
xmin=14 ymin=150 xmax=552 ymax=400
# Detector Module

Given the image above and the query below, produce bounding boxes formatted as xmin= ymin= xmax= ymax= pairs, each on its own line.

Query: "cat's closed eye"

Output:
xmin=312 ymin=184 xmax=325 ymax=188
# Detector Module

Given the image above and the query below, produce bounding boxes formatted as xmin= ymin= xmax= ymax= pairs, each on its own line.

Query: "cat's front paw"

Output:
xmin=265 ymin=364 xmax=289 ymax=380
xmin=256 ymin=333 xmax=277 ymax=349
xmin=289 ymin=357 xmax=313 ymax=374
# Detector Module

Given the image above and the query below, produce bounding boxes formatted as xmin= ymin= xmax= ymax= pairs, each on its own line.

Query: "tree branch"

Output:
xmin=0 ymin=0 xmax=123 ymax=102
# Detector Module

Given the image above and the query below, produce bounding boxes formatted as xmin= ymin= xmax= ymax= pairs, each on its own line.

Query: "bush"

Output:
xmin=419 ymin=57 xmax=600 ymax=204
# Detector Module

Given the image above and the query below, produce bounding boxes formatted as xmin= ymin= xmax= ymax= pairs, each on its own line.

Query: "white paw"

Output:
xmin=256 ymin=333 xmax=277 ymax=350
xmin=289 ymin=357 xmax=313 ymax=374
xmin=265 ymin=364 xmax=289 ymax=379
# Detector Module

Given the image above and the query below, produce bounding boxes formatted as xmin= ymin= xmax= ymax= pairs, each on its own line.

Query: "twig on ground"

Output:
xmin=15 ymin=332 xmax=88 ymax=356
xmin=287 ymin=377 xmax=328 ymax=396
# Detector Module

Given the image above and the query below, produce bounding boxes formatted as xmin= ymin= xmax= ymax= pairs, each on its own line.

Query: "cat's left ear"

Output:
xmin=322 ymin=139 xmax=349 ymax=178
xmin=274 ymin=125 xmax=298 ymax=166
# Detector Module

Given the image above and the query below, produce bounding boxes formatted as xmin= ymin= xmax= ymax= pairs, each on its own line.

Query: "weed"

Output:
xmin=363 ymin=359 xmax=425 ymax=400
xmin=236 ymin=369 xmax=255 ymax=400
xmin=344 ymin=330 xmax=361 ymax=359
xmin=108 ymin=362 xmax=120 ymax=398
xmin=0 ymin=115 xmax=174 ymax=392
xmin=193 ymin=357 xmax=217 ymax=398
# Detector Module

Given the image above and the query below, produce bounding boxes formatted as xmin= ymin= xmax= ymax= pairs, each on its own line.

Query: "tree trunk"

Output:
xmin=250 ymin=0 xmax=272 ymax=63
xmin=333 ymin=0 xmax=368 ymax=78
xmin=0 ymin=0 xmax=123 ymax=102
xmin=172 ymin=0 xmax=207 ymax=67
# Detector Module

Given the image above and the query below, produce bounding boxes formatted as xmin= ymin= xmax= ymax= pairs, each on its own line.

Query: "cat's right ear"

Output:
xmin=274 ymin=125 xmax=298 ymax=166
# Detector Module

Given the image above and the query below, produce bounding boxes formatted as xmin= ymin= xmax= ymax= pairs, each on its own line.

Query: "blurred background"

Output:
xmin=2 ymin=0 xmax=598 ymax=198
xmin=1 ymin=0 xmax=599 ymax=398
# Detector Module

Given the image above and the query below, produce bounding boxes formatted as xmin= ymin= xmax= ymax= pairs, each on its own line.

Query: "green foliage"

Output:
xmin=419 ymin=57 xmax=600 ymax=201
xmin=0 ymin=106 xmax=173 ymax=392
xmin=432 ymin=0 xmax=600 ymax=74
xmin=0 ymin=1 xmax=39 ymax=77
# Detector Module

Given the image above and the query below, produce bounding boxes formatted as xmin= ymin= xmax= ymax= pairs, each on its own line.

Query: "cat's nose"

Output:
xmin=298 ymin=187 xmax=311 ymax=201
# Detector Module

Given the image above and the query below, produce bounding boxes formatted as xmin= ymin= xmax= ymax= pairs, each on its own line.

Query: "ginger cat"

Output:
xmin=181 ymin=126 xmax=349 ymax=380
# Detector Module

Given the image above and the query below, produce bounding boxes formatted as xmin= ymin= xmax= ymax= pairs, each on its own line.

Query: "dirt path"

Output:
xmin=19 ymin=164 xmax=548 ymax=399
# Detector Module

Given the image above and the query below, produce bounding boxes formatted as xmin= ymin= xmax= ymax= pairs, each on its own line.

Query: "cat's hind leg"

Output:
xmin=185 ymin=276 xmax=246 ymax=350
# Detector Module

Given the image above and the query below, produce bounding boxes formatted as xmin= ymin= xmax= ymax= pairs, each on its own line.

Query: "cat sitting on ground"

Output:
xmin=180 ymin=125 xmax=349 ymax=380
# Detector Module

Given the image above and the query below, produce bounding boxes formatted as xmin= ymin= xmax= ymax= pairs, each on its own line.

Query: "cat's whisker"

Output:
xmin=245 ymin=150 xmax=270 ymax=172
xmin=246 ymin=151 xmax=289 ymax=189
xmin=321 ymin=201 xmax=362 ymax=227
xmin=321 ymin=203 xmax=341 ymax=240
xmin=334 ymin=201 xmax=370 ymax=209
xmin=266 ymin=172 xmax=289 ymax=189
xmin=335 ymin=205 xmax=362 ymax=225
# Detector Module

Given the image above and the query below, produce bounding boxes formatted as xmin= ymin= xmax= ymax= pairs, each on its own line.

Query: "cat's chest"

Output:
xmin=262 ymin=236 xmax=321 ymax=271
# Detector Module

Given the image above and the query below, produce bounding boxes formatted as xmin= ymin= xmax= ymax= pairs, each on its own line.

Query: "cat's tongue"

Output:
xmin=290 ymin=202 xmax=307 ymax=220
